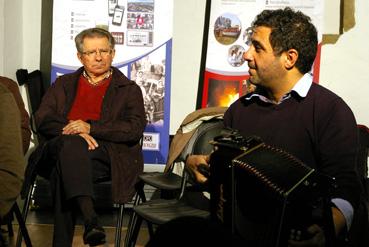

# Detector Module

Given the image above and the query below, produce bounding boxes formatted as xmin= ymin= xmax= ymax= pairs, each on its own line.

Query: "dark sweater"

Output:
xmin=224 ymin=83 xmax=362 ymax=209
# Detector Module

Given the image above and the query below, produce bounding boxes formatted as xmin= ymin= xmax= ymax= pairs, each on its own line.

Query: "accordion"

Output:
xmin=209 ymin=129 xmax=336 ymax=247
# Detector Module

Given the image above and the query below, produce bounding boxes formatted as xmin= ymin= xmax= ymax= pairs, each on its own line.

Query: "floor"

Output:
xmin=2 ymin=206 xmax=149 ymax=247
xmin=1 ymin=177 xmax=154 ymax=247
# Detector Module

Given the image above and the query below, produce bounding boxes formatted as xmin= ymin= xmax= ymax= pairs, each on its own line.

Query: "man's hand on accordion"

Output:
xmin=288 ymin=224 xmax=325 ymax=247
xmin=185 ymin=154 xmax=210 ymax=184
xmin=288 ymin=207 xmax=346 ymax=247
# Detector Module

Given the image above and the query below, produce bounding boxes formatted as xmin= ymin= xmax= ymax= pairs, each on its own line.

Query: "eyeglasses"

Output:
xmin=81 ymin=48 xmax=112 ymax=58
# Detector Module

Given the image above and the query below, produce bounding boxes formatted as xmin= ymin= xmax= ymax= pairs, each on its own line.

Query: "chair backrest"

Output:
xmin=357 ymin=124 xmax=369 ymax=199
xmin=16 ymin=69 xmax=46 ymax=141
xmin=16 ymin=69 xmax=45 ymax=115
xmin=176 ymin=119 xmax=224 ymax=199
xmin=16 ymin=69 xmax=48 ymax=199
xmin=178 ymin=119 xmax=224 ymax=162
xmin=165 ymin=106 xmax=227 ymax=172
xmin=345 ymin=125 xmax=369 ymax=246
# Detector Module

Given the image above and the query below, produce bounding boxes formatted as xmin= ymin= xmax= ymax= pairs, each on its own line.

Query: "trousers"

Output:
xmin=42 ymin=135 xmax=110 ymax=247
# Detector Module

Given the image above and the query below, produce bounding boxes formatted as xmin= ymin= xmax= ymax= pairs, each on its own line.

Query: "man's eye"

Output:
xmin=254 ymin=45 xmax=261 ymax=51
xmin=100 ymin=50 xmax=109 ymax=55
xmin=85 ymin=51 xmax=96 ymax=56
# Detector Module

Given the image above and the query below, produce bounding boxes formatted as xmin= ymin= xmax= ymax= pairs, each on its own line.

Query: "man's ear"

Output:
xmin=77 ymin=52 xmax=83 ymax=63
xmin=284 ymin=49 xmax=298 ymax=70
xmin=110 ymin=49 xmax=116 ymax=60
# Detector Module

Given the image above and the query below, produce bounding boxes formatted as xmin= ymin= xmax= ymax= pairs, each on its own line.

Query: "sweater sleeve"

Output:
xmin=315 ymin=96 xmax=362 ymax=210
xmin=35 ymin=79 xmax=69 ymax=138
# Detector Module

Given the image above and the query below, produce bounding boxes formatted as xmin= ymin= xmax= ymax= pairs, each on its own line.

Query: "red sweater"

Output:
xmin=68 ymin=76 xmax=111 ymax=121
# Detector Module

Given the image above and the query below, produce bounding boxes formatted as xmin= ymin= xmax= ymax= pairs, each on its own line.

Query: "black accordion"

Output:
xmin=209 ymin=129 xmax=336 ymax=247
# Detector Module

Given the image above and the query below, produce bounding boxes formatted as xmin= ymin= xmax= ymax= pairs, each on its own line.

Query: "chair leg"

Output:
xmin=124 ymin=192 xmax=141 ymax=247
xmin=147 ymin=220 xmax=155 ymax=238
xmin=114 ymin=204 xmax=124 ymax=247
xmin=134 ymin=181 xmax=154 ymax=235
xmin=7 ymin=222 xmax=14 ymax=237
xmin=125 ymin=185 xmax=149 ymax=247
xmin=13 ymin=203 xmax=32 ymax=247
xmin=136 ymin=181 xmax=147 ymax=203
xmin=16 ymin=182 xmax=34 ymax=247
xmin=0 ymin=230 xmax=6 ymax=247
xmin=124 ymin=210 xmax=137 ymax=247
xmin=127 ymin=215 xmax=143 ymax=247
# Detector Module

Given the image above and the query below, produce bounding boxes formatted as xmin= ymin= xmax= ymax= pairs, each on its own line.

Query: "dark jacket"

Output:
xmin=34 ymin=67 xmax=146 ymax=203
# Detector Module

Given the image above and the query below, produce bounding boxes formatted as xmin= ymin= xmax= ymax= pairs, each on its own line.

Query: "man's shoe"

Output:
xmin=83 ymin=217 xmax=106 ymax=246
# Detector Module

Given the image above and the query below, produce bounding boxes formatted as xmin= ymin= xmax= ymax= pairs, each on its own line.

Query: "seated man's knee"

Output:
xmin=57 ymin=135 xmax=87 ymax=152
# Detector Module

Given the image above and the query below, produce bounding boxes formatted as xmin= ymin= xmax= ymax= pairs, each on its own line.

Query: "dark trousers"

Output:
xmin=43 ymin=135 xmax=110 ymax=247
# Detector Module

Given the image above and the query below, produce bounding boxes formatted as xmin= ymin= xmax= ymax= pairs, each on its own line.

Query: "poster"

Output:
xmin=199 ymin=0 xmax=324 ymax=108
xmin=51 ymin=0 xmax=173 ymax=164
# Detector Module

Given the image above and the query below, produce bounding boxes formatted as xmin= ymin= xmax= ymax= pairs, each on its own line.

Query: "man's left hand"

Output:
xmin=78 ymin=133 xmax=99 ymax=150
xmin=288 ymin=224 xmax=325 ymax=247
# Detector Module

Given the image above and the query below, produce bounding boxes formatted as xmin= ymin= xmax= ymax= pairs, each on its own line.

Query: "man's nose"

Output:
xmin=95 ymin=51 xmax=103 ymax=60
xmin=243 ymin=49 xmax=252 ymax=61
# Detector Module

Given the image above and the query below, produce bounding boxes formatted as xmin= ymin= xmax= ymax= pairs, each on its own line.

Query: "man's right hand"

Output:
xmin=185 ymin=154 xmax=210 ymax=184
xmin=62 ymin=119 xmax=90 ymax=135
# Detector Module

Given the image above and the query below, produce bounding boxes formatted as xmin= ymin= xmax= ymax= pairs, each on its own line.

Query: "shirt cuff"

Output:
xmin=331 ymin=198 xmax=354 ymax=229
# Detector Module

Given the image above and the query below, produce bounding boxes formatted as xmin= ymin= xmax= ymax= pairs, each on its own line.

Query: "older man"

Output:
xmin=35 ymin=28 xmax=146 ymax=246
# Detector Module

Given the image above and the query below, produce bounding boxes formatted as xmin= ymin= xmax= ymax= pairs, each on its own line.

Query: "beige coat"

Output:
xmin=0 ymin=83 xmax=25 ymax=218
xmin=165 ymin=106 xmax=227 ymax=172
xmin=0 ymin=76 xmax=31 ymax=154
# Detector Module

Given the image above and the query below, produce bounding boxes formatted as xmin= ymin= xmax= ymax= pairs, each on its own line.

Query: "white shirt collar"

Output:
xmin=245 ymin=73 xmax=313 ymax=103
xmin=291 ymin=73 xmax=313 ymax=97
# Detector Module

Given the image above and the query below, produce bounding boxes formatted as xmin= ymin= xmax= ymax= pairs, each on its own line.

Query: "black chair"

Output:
xmin=0 ymin=72 xmax=34 ymax=247
xmin=17 ymin=162 xmax=129 ymax=247
xmin=357 ymin=125 xmax=369 ymax=200
xmin=15 ymin=69 xmax=136 ymax=247
xmin=0 ymin=202 xmax=32 ymax=247
xmin=123 ymin=109 xmax=226 ymax=245
xmin=347 ymin=124 xmax=369 ymax=247
xmin=132 ymin=107 xmax=227 ymax=203
xmin=132 ymin=108 xmax=227 ymax=202
xmin=124 ymin=119 xmax=225 ymax=247
xmin=17 ymin=155 xmax=129 ymax=247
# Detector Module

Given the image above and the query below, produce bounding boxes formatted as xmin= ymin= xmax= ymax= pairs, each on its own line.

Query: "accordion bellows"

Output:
xmin=209 ymin=130 xmax=336 ymax=247
xmin=232 ymin=143 xmax=315 ymax=198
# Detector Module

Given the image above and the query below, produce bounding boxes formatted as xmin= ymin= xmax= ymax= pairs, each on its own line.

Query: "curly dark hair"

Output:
xmin=251 ymin=7 xmax=318 ymax=74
